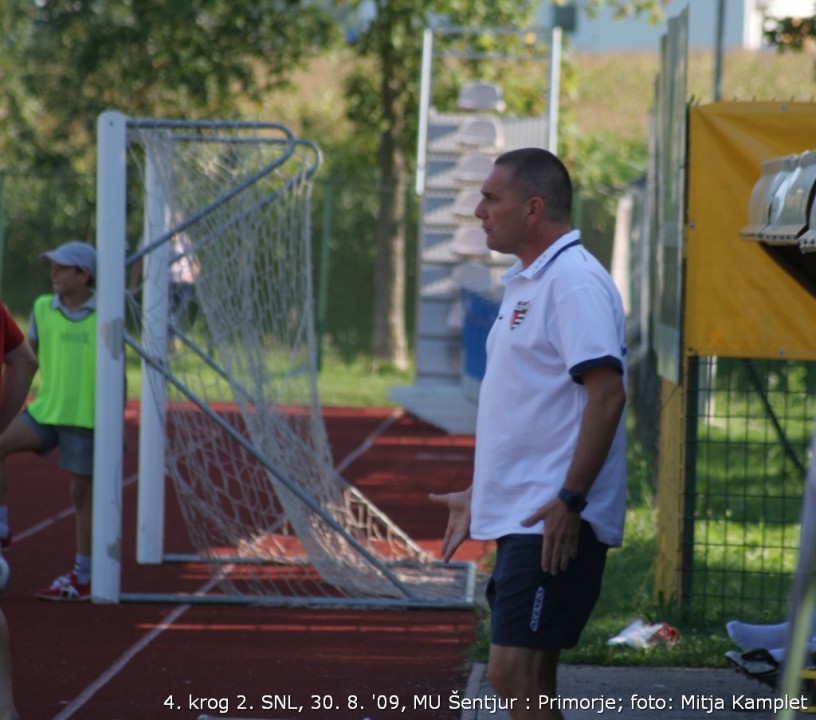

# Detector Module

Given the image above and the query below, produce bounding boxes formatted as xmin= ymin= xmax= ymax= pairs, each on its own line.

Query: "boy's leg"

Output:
xmin=54 ymin=425 xmax=93 ymax=562
xmin=35 ymin=426 xmax=93 ymax=600
xmin=70 ymin=473 xmax=93 ymax=558
xmin=34 ymin=474 xmax=92 ymax=600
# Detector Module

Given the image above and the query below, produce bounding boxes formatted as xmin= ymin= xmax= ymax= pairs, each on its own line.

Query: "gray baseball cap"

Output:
xmin=41 ymin=241 xmax=96 ymax=278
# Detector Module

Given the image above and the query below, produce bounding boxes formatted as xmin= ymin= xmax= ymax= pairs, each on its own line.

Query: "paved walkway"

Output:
xmin=461 ymin=662 xmax=809 ymax=719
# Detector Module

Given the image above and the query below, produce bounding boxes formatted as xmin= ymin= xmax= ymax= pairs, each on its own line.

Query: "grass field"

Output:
xmin=271 ymin=46 xmax=816 ymax=150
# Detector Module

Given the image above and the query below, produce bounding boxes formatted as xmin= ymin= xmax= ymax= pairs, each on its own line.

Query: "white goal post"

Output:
xmin=93 ymin=110 xmax=128 ymax=604
xmin=91 ymin=110 xmax=475 ymax=608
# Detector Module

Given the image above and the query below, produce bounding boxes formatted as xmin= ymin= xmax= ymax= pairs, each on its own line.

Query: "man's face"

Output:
xmin=49 ymin=262 xmax=89 ymax=296
xmin=474 ymin=164 xmax=530 ymax=257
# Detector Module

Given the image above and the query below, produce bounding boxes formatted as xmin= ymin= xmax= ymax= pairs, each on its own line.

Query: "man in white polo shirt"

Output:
xmin=431 ymin=148 xmax=627 ymax=720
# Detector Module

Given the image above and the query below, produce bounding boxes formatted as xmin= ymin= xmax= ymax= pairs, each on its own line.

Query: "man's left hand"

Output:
xmin=521 ymin=499 xmax=581 ymax=575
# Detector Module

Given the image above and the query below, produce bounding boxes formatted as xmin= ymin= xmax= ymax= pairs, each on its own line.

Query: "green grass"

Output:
xmin=568 ymin=48 xmax=816 ymax=145
xmin=121 ymin=341 xmax=412 ymax=407
xmin=317 ymin=352 xmax=413 ymax=407
xmin=561 ymin=509 xmax=736 ymax=669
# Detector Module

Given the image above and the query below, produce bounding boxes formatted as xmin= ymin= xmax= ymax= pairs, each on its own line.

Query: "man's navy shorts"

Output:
xmin=486 ymin=521 xmax=609 ymax=650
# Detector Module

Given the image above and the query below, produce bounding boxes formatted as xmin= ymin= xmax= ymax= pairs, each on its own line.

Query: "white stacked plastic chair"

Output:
xmin=451 ymin=152 xmax=494 ymax=186
xmin=795 ymin=151 xmax=816 ymax=252
xmin=451 ymin=189 xmax=482 ymax=220
xmin=455 ymin=117 xmax=505 ymax=152
xmin=451 ymin=226 xmax=489 ymax=258
xmin=802 ymin=190 xmax=816 ymax=254
xmin=457 ymin=81 xmax=506 ymax=113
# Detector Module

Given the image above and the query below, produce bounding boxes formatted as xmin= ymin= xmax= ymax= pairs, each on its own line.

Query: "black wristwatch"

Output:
xmin=558 ymin=488 xmax=587 ymax=513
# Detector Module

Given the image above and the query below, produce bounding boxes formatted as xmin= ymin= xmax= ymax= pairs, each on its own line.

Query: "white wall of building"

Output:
xmin=543 ymin=0 xmax=815 ymax=53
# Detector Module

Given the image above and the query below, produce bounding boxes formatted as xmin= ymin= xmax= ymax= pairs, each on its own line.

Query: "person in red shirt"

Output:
xmin=0 ymin=302 xmax=38 ymax=720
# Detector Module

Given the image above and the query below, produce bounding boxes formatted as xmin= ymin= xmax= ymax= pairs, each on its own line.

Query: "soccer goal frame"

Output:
xmin=91 ymin=111 xmax=475 ymax=609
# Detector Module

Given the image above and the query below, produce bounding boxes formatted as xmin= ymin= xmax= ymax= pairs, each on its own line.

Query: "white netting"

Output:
xmin=124 ymin=121 xmax=470 ymax=605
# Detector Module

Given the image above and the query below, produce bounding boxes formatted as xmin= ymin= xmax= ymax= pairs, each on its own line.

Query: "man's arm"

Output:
xmin=428 ymin=486 xmax=473 ymax=563
xmin=0 ymin=341 xmax=38 ymax=434
xmin=522 ymin=363 xmax=626 ymax=574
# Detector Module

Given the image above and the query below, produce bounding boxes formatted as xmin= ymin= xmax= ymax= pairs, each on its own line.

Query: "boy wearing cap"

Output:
xmin=0 ymin=241 xmax=97 ymax=601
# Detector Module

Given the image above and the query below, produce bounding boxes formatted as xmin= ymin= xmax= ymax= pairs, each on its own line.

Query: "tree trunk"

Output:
xmin=370 ymin=31 xmax=409 ymax=370
xmin=371 ymin=142 xmax=409 ymax=370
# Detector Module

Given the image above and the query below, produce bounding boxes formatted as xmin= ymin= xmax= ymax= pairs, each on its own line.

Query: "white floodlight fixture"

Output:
xmin=762 ymin=152 xmax=815 ymax=244
xmin=740 ymin=154 xmax=795 ymax=240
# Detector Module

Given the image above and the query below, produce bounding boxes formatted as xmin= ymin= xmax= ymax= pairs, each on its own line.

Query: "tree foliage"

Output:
xmin=762 ymin=4 xmax=816 ymax=83
xmin=0 ymin=0 xmax=667 ymax=360
xmin=0 ymin=0 xmax=338 ymax=168
xmin=341 ymin=0 xmax=545 ymax=367
xmin=581 ymin=0 xmax=668 ymax=22
xmin=764 ymin=11 xmax=816 ymax=52
xmin=340 ymin=0 xmax=665 ymax=367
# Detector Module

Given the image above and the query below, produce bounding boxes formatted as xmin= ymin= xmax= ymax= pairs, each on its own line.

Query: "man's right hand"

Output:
xmin=428 ymin=487 xmax=472 ymax=562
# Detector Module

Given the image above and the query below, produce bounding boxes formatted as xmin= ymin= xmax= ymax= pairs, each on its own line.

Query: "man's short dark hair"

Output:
xmin=494 ymin=148 xmax=572 ymax=223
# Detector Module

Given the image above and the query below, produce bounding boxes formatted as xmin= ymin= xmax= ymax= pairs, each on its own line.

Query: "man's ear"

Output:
xmin=527 ymin=196 xmax=545 ymax=219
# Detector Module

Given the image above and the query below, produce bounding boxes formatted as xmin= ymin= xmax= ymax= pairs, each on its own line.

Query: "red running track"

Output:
xmin=3 ymin=404 xmax=489 ymax=720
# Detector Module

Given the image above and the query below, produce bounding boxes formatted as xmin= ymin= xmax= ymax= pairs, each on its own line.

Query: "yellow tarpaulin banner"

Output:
xmin=686 ymin=102 xmax=816 ymax=360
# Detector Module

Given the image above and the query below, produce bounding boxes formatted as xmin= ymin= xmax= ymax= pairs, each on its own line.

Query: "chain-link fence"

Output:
xmin=684 ymin=356 xmax=815 ymax=621
xmin=628 ymin=350 xmax=814 ymax=623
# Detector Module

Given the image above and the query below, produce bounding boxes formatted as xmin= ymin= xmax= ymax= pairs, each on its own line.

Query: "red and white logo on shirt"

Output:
xmin=510 ymin=300 xmax=530 ymax=329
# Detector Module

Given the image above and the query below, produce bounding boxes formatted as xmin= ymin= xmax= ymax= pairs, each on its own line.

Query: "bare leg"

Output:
xmin=70 ymin=473 xmax=93 ymax=558
xmin=487 ymin=644 xmax=563 ymax=720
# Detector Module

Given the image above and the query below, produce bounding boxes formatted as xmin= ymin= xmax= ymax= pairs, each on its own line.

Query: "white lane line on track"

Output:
xmin=44 ymin=468 xmax=199 ymax=720
xmin=44 ymin=410 xmax=396 ymax=719
xmin=50 ymin=592 xmax=205 ymax=720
